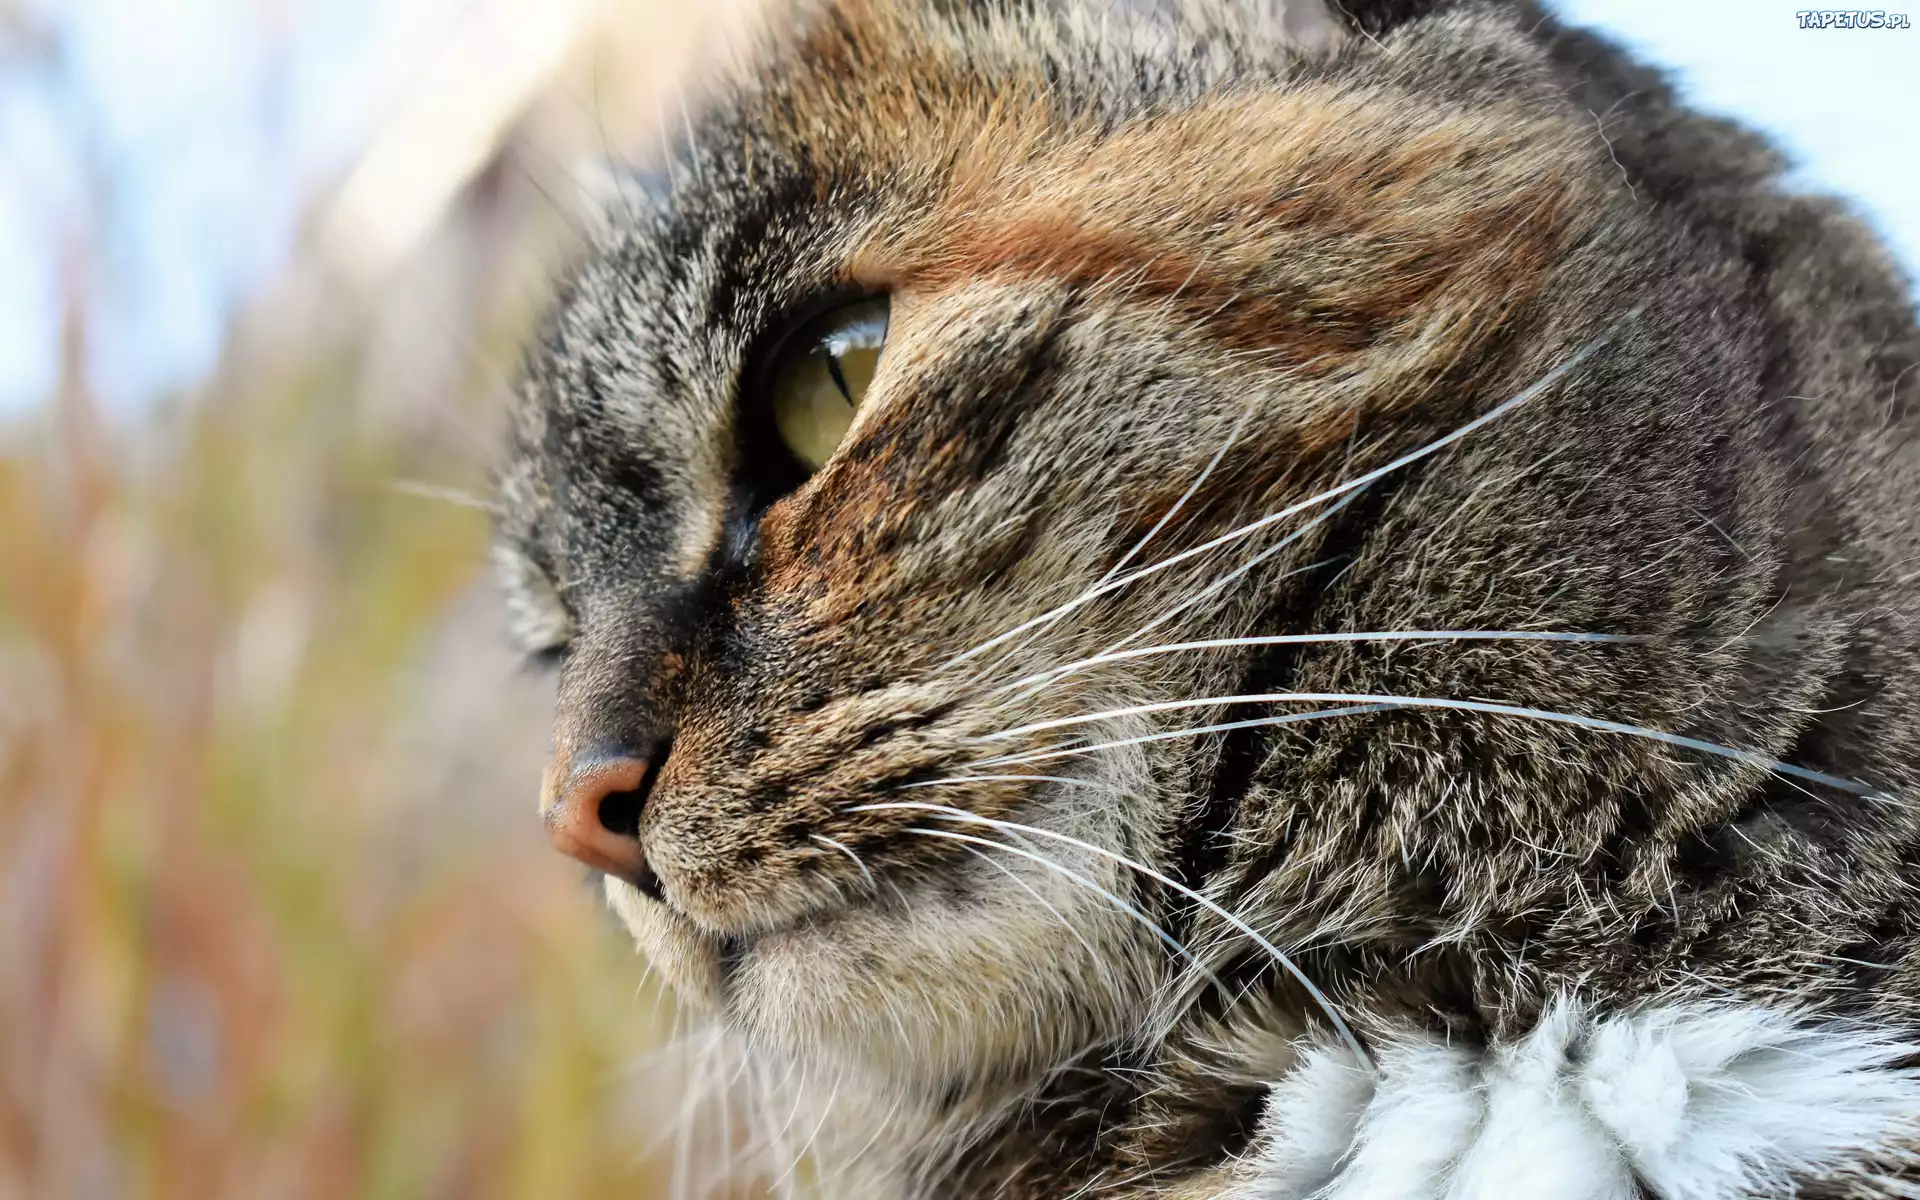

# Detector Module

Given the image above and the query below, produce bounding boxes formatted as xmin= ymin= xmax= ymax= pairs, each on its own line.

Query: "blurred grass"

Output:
xmin=0 ymin=5 xmax=778 ymax=1192
xmin=0 ymin=149 xmax=689 ymax=1200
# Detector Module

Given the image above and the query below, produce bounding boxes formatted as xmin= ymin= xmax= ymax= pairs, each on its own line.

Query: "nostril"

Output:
xmin=595 ymin=741 xmax=668 ymax=838
xmin=596 ymin=787 xmax=643 ymax=837
xmin=544 ymin=744 xmax=670 ymax=884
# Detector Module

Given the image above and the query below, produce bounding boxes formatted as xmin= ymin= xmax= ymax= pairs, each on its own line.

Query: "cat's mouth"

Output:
xmin=609 ymin=789 xmax=1159 ymax=1090
xmin=605 ymin=844 xmax=881 ymax=1012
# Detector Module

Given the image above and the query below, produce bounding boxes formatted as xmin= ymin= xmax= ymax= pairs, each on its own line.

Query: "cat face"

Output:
xmin=495 ymin=0 xmax=1702 ymax=1102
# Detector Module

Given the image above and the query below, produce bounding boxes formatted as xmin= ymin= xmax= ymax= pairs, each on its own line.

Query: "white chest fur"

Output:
xmin=1248 ymin=999 xmax=1920 ymax=1199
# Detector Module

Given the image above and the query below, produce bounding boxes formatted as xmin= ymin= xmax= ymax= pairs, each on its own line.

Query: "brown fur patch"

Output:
xmin=856 ymin=88 xmax=1603 ymax=452
xmin=762 ymin=0 xmax=1059 ymax=185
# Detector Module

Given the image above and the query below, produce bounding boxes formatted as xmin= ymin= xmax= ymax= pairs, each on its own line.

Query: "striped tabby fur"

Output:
xmin=494 ymin=1 xmax=1920 ymax=1194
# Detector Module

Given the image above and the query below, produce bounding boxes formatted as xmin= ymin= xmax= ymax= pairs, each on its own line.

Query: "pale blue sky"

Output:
xmin=1554 ymin=0 xmax=1919 ymax=272
xmin=0 ymin=0 xmax=461 ymax=413
xmin=0 ymin=0 xmax=1914 ymax=415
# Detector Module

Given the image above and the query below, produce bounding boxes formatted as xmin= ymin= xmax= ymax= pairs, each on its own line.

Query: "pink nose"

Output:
xmin=542 ymin=754 xmax=651 ymax=878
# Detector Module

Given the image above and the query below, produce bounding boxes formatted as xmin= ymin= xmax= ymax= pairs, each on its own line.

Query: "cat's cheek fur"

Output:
xmin=718 ymin=841 xmax=1161 ymax=1088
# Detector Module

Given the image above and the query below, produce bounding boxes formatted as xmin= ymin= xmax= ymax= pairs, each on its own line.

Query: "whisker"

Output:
xmin=897 ymin=826 xmax=1228 ymax=997
xmin=996 ymin=630 xmax=1643 ymax=694
xmin=679 ymin=86 xmax=704 ymax=188
xmin=753 ymin=1055 xmax=810 ymax=1198
xmin=872 ymin=803 xmax=1371 ymax=1066
xmin=709 ymin=1039 xmax=751 ymax=1200
xmin=955 ymin=843 xmax=1123 ymax=1002
xmin=998 ymin=529 xmax=1347 ymax=710
xmin=977 ymin=691 xmax=1887 ymax=797
xmin=896 ymin=772 xmax=1133 ymax=795
xmin=633 ymin=1029 xmax=726 ymax=1160
xmin=1064 ymin=500 xmax=1359 ymax=675
xmin=666 ymin=1019 xmax=711 ymax=1200
xmin=821 ymin=1091 xmax=895 ymax=1185
xmin=389 ymin=479 xmax=503 ymax=515
xmin=937 ymin=319 xmax=1630 ymax=673
xmin=970 ymin=704 xmax=1395 ymax=768
xmin=771 ymin=1066 xmax=840 ymax=1193
xmin=964 ymin=385 xmax=1271 ymax=692
xmin=708 ymin=1052 xmax=732 ymax=1198
xmin=997 ymin=453 xmax=1362 ymax=710
xmin=1095 ymin=389 xmax=1257 ymax=591
xmin=810 ymin=833 xmax=878 ymax=893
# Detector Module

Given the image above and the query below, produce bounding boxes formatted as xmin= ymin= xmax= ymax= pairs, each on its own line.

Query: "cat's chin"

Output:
xmin=603 ymin=875 xmax=727 ymax=1009
xmin=606 ymin=864 xmax=1158 ymax=1092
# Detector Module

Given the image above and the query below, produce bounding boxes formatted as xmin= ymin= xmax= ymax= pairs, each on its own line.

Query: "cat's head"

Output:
xmin=495 ymin=0 xmax=1743 ymax=1103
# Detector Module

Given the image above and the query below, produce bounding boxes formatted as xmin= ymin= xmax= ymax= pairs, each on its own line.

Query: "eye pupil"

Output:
xmin=821 ymin=349 xmax=855 ymax=403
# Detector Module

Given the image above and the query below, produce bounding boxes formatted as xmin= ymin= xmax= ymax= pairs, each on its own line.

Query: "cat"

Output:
xmin=491 ymin=0 xmax=1920 ymax=1195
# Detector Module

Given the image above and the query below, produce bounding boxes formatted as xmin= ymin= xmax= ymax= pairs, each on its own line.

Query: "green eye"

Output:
xmin=768 ymin=297 xmax=889 ymax=472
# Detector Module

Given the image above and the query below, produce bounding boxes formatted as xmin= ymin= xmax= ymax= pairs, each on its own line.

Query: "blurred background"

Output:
xmin=0 ymin=1 xmax=1913 ymax=1196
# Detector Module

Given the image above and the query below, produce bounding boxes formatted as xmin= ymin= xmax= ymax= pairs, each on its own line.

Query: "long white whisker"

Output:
xmin=977 ymin=691 xmax=1886 ymax=797
xmin=955 ymin=843 xmax=1123 ymax=1003
xmin=925 ymin=407 xmax=1237 ymax=686
xmin=1069 ymin=499 xmax=1360 ymax=671
xmin=997 ymin=459 xmax=1359 ymax=712
xmin=762 ymin=1057 xmax=812 ymax=1198
xmin=679 ymin=87 xmax=703 ymax=188
xmin=970 ymin=704 xmax=1396 ymax=768
xmin=711 ymin=1041 xmax=733 ymax=1197
xmin=998 ymin=524 xmax=1346 ymax=710
xmin=810 ymin=833 xmax=878 ymax=893
xmin=938 ymin=321 xmax=1629 ymax=672
xmin=872 ymin=804 xmax=1371 ymax=1066
xmin=1095 ymin=389 xmax=1256 ymax=590
xmin=734 ymin=1058 xmax=781 ymax=1197
xmin=821 ymin=1093 xmax=894 ymax=1185
xmin=698 ymin=1041 xmax=756 ymax=1192
xmin=634 ymin=1027 xmax=722 ymax=1160
xmin=691 ymin=1036 xmax=756 ymax=1190
xmin=897 ymin=772 xmax=1132 ymax=795
xmin=770 ymin=1067 xmax=840 ymax=1193
xmin=996 ymin=630 xmax=1643 ymax=695
xmin=667 ymin=1020 xmax=707 ymax=1200
xmin=389 ymin=479 xmax=503 ymax=514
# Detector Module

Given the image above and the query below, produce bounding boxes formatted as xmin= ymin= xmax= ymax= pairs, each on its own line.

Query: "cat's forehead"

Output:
xmin=498 ymin=0 xmax=1600 ymax=583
